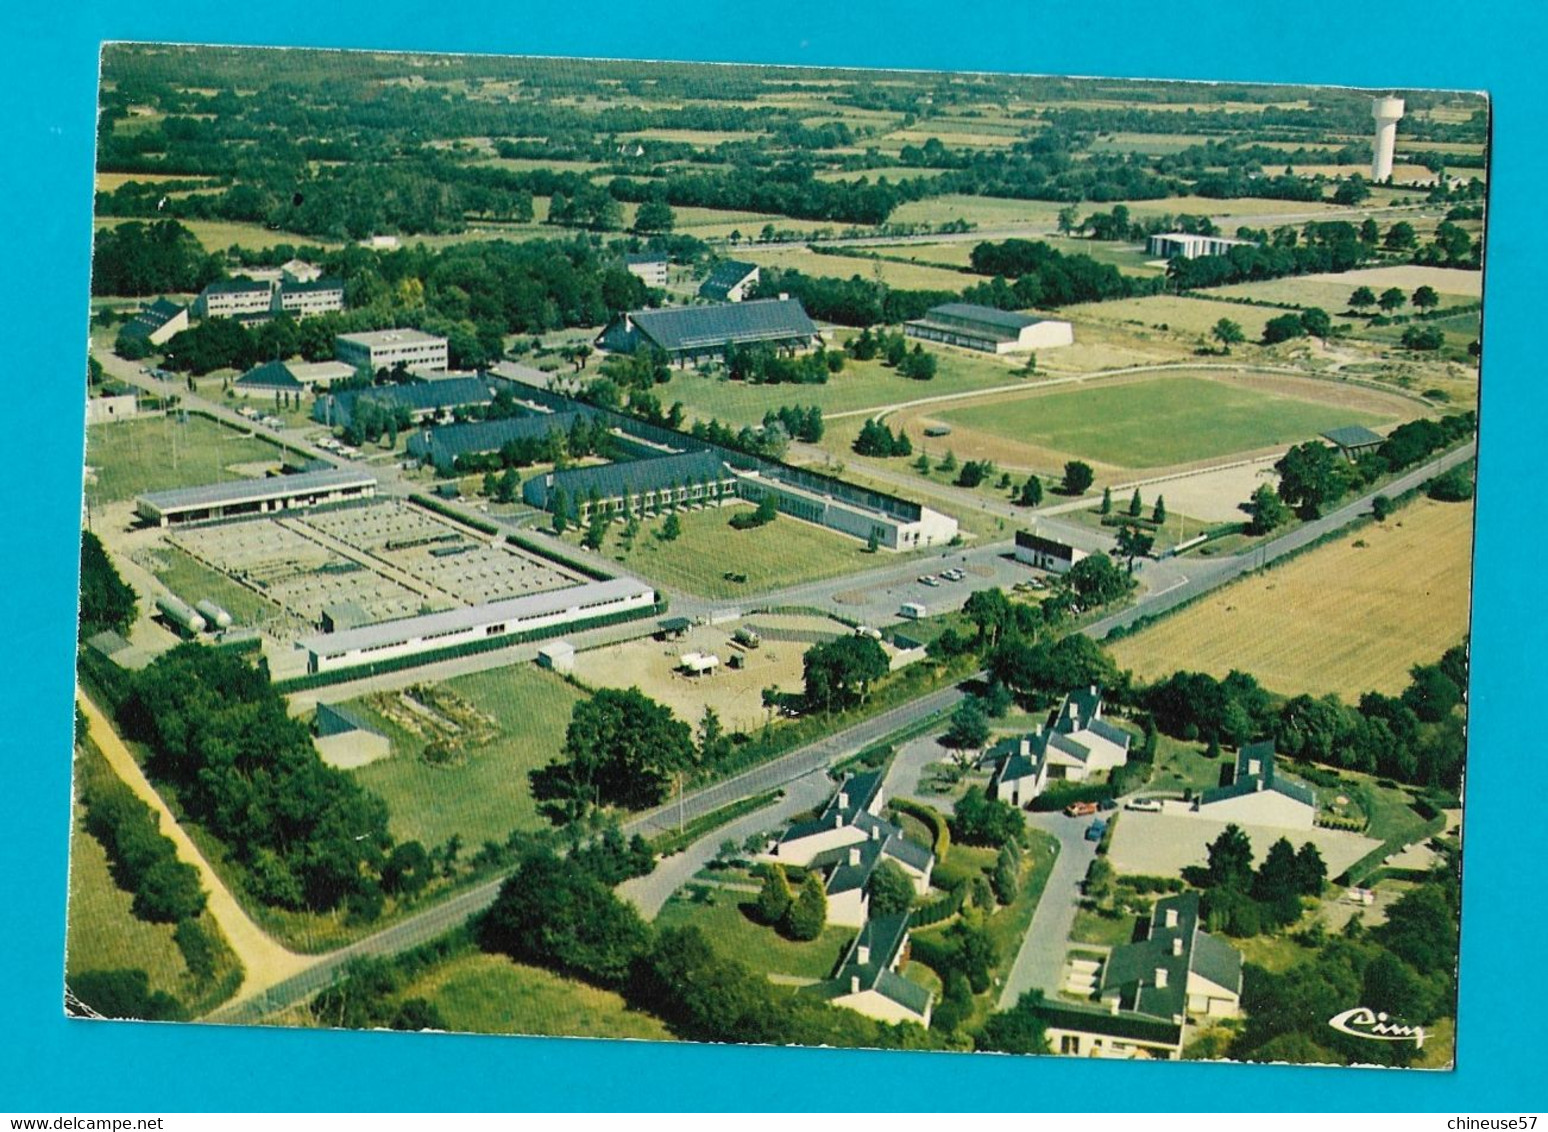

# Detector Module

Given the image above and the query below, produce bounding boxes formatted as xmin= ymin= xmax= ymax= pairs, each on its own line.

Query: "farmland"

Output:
xmin=1062 ymin=294 xmax=1307 ymax=341
xmin=1202 ymin=265 xmax=1483 ymax=312
xmin=1110 ymin=497 xmax=1475 ymax=697
xmin=341 ymin=665 xmax=587 ymax=848
xmin=739 ymin=245 xmax=976 ymax=291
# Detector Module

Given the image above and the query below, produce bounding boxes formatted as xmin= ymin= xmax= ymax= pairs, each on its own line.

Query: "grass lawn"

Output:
xmin=399 ymin=951 xmax=674 ymax=1041
xmin=597 ymin=503 xmax=879 ymax=600
xmin=740 ymin=245 xmax=974 ymax=292
xmin=85 ymin=415 xmax=287 ymax=507
xmin=1070 ymin=905 xmax=1139 ymax=948
xmin=147 ymin=544 xmax=280 ymax=626
xmin=1111 ymin=497 xmax=1475 ymax=698
xmin=343 ymin=665 xmax=587 ymax=848
xmin=936 ymin=375 xmax=1391 ymax=469
xmin=1148 ymin=735 xmax=1230 ymax=797
xmin=654 ymin=883 xmax=852 ymax=980
xmin=1233 ymin=932 xmax=1318 ymax=974
xmin=656 ymin=350 xmax=1027 ymax=430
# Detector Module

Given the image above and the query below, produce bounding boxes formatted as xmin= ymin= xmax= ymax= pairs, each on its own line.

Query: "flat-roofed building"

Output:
xmin=623 ymin=252 xmax=669 ymax=288
xmin=1015 ymin=529 xmax=1089 ymax=573
xmin=596 ymin=297 xmax=820 ymax=365
xmin=135 ymin=468 xmax=378 ymax=527
xmin=335 ymin=328 xmax=449 ymax=373
xmin=296 ymin=577 xmax=657 ymax=674
xmin=280 ymin=258 xmax=323 ymax=284
xmin=194 ymin=278 xmax=274 ymax=320
xmin=697 ymin=260 xmax=760 ymax=302
xmin=119 ymin=298 xmax=189 ymax=347
xmin=1147 ymin=232 xmax=1255 ymax=260
xmin=275 ymin=277 xmax=345 ymax=318
xmin=905 ymin=303 xmax=1074 ymax=354
xmin=86 ymin=392 xmax=142 ymax=424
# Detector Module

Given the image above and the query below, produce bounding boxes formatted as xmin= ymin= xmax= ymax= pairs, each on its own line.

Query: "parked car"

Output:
xmin=1085 ymin=819 xmax=1108 ymax=842
xmin=1125 ymin=798 xmax=1163 ymax=812
xmin=921 ymin=575 xmax=941 ymax=587
xmin=1064 ymin=800 xmax=1099 ymax=818
xmin=1098 ymin=797 xmax=1118 ymax=812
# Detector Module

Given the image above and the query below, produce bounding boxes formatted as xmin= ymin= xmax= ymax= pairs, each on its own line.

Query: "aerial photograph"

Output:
xmin=70 ymin=43 xmax=1482 ymax=1069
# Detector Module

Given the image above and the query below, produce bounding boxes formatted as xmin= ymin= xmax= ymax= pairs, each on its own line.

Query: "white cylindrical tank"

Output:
xmin=195 ymin=599 xmax=234 ymax=630
xmin=1371 ymin=96 xmax=1405 ymax=181
xmin=156 ymin=596 xmax=207 ymax=635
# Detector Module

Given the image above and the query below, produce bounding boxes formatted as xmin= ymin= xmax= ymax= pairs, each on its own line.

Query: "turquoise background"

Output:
xmin=5 ymin=0 xmax=1542 ymax=1111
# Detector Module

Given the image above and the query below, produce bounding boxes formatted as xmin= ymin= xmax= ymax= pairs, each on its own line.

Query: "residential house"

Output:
xmin=815 ymin=914 xmax=933 ymax=1027
xmin=1193 ymin=742 xmax=1317 ymax=829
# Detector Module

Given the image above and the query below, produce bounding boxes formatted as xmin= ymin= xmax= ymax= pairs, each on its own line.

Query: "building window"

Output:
xmin=1060 ymin=1035 xmax=1080 ymax=1055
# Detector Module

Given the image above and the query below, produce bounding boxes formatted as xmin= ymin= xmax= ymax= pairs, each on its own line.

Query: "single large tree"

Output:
xmin=1206 ymin=824 xmax=1255 ymax=891
xmin=1212 ymin=318 xmax=1245 ymax=353
xmin=784 ymin=872 xmax=827 ymax=941
xmin=1349 ymin=285 xmax=1377 ymax=313
xmin=1061 ymin=460 xmax=1095 ymax=496
xmin=552 ymin=688 xmax=695 ymax=811
xmin=802 ymin=635 xmax=889 ymax=713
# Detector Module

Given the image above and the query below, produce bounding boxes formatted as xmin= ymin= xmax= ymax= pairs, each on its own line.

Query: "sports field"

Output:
xmin=85 ymin=415 xmax=287 ymax=507
xmin=342 ymin=665 xmax=586 ymax=847
xmin=1110 ymin=497 xmax=1475 ymax=698
xmin=932 ymin=374 xmax=1393 ymax=470
xmin=399 ymin=952 xmax=673 ymax=1041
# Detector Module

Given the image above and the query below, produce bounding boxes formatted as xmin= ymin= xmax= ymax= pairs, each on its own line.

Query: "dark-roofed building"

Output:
xmin=815 ymin=913 xmax=933 ymax=1027
xmin=194 ymin=277 xmax=274 ymax=320
xmin=622 ymin=252 xmax=669 ymax=288
xmin=988 ymin=734 xmax=1048 ymax=808
xmin=1321 ymin=424 xmax=1386 ymax=460
xmin=905 ymin=302 xmax=1073 ymax=354
xmin=770 ymin=771 xmax=887 ymax=865
xmin=697 ymin=260 xmax=759 ymax=302
xmin=596 ymin=297 xmax=821 ymax=364
xmin=1036 ymin=1000 xmax=1185 ymax=1060
xmin=275 ymin=276 xmax=346 ymax=318
xmin=522 ymin=451 xmax=738 ymax=522
xmin=1015 ymin=529 xmax=1089 ymax=574
xmin=1195 ymin=741 xmax=1317 ymax=829
xmin=988 ymin=687 xmax=1131 ymax=807
xmin=406 ymin=411 xmax=586 ymax=473
xmin=313 ymin=377 xmax=503 ymax=430
xmin=119 ymin=298 xmax=188 ymax=347
xmin=234 ymin=359 xmax=356 ymax=396
xmin=1098 ymin=892 xmax=1242 ymax=1024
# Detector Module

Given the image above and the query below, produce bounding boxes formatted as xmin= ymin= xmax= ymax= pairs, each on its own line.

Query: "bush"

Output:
xmin=70 ymin=969 xmax=184 ymax=1021
xmin=950 ymin=790 xmax=1026 ymax=848
xmin=783 ymin=872 xmax=828 ymax=941
xmin=1426 ymin=466 xmax=1474 ymax=502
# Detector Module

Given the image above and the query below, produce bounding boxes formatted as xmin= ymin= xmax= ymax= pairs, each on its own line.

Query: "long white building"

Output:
xmin=135 ymin=468 xmax=378 ymax=527
xmin=1146 ymin=232 xmax=1254 ymax=260
xmin=904 ymin=303 xmax=1073 ymax=354
xmin=296 ymin=577 xmax=657 ymax=674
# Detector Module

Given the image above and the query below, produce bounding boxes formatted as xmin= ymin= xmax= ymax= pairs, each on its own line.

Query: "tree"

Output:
xmin=991 ymin=844 xmax=1020 ymax=904
xmin=1384 ymin=221 xmax=1417 ymax=250
xmin=582 ymin=508 xmax=609 ymax=551
xmin=381 ymin=840 xmax=431 ymax=897
xmin=70 ymin=969 xmax=184 ymax=1022
xmin=551 ymin=487 xmax=570 ymax=534
xmin=1402 ymin=664 xmax=1462 ymax=722
xmin=784 ymin=872 xmax=827 ymax=940
xmin=1293 ymin=843 xmax=1327 ymax=896
xmin=1275 ymin=440 xmax=1349 ymax=518
xmin=977 ymin=991 xmax=1050 ymax=1055
xmin=1127 ymin=488 xmax=1143 ymax=518
xmin=1371 ymin=494 xmax=1394 ymax=521
xmin=1018 ymin=475 xmax=1044 ymax=507
xmin=1206 ymin=824 xmax=1254 ymax=891
xmin=496 ymin=467 xmax=520 ymax=504
xmin=1400 ymin=325 xmax=1445 ymax=350
xmin=633 ymin=200 xmax=676 ymax=234
xmin=543 ymin=688 xmax=696 ymax=813
xmin=1245 ymin=483 xmax=1292 ymax=535
xmin=1262 ymin=313 xmax=1307 ymax=344
xmin=802 ymin=636 xmax=889 ymax=713
xmin=1114 ymin=525 xmax=1155 ymax=572
xmin=944 ymin=695 xmax=991 ymax=751
xmin=1378 ymin=286 xmax=1407 ymax=312
xmin=133 ymin=857 xmax=207 ymax=923
xmin=79 ymin=531 xmax=138 ymax=635
xmin=1152 ymin=495 xmax=1167 ymax=525
xmin=951 ymin=790 xmax=1025 ymax=849
xmin=1212 ymin=318 xmax=1244 ymax=353
xmin=1349 ymin=286 xmax=1377 ymax=313
xmin=1061 ymin=460 xmax=1095 ymax=495
xmin=938 ymin=450 xmax=958 ymax=474
xmin=867 ymin=859 xmax=916 ymax=917
xmin=914 ymin=452 xmax=932 ymax=476
xmin=756 ymin=863 xmax=793 ymax=925
xmin=1332 ymin=176 xmax=1371 ymax=206
xmin=1062 ymin=552 xmax=1131 ymax=608
xmin=1099 ymin=486 xmax=1112 ymax=515
xmin=1300 ymin=307 xmax=1332 ymax=339
xmin=1252 ymin=837 xmax=1301 ymax=904
xmin=1412 ymin=285 xmax=1440 ymax=311
xmin=661 ymin=512 xmax=682 ymax=541
xmin=963 ymin=588 xmax=1013 ymax=648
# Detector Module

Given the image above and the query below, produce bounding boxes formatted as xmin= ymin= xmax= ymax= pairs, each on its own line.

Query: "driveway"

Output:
xmin=997 ymin=810 xmax=1098 ymax=1008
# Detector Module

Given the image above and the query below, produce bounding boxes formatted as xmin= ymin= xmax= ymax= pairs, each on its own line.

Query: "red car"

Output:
xmin=1064 ymin=801 xmax=1099 ymax=817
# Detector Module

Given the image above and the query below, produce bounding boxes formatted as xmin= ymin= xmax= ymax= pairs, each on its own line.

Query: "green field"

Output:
xmin=1064 ymin=294 xmax=1304 ymax=341
xmin=741 ymin=245 xmax=974 ymax=291
xmin=1147 ymin=734 xmax=1230 ymax=797
xmin=343 ymin=665 xmax=586 ymax=848
xmin=92 ymin=215 xmax=338 ymax=253
xmin=654 ymin=882 xmax=852 ymax=980
xmin=85 ymin=415 xmax=287 ymax=507
xmin=399 ymin=951 xmax=674 ymax=1041
xmin=598 ymin=503 xmax=879 ymax=600
xmin=147 ymin=544 xmax=280 ymax=626
xmin=657 ymin=349 xmax=1027 ymax=429
xmin=938 ymin=375 xmax=1390 ymax=468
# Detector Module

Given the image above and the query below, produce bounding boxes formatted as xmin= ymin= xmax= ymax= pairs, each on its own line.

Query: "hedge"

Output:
xmin=890 ymin=797 xmax=952 ymax=862
xmin=407 ymin=493 xmax=500 ymax=536
xmin=909 ymin=885 xmax=966 ymax=929
xmin=1029 ymin=780 xmax=1114 ymax=812
xmin=505 ymin=532 xmax=612 ymax=582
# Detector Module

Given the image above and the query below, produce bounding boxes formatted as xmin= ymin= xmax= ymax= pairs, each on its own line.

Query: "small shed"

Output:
xmin=679 ymin=651 xmax=720 ymax=676
xmin=658 ymin=616 xmax=692 ymax=640
xmin=537 ymin=640 xmax=576 ymax=673
xmin=321 ymin=601 xmax=372 ymax=633
xmin=312 ymin=703 xmax=391 ymax=769
xmin=1321 ymin=425 xmax=1385 ymax=460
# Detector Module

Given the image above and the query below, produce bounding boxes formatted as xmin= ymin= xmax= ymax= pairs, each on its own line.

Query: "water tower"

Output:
xmin=1371 ymin=96 xmax=1405 ymax=182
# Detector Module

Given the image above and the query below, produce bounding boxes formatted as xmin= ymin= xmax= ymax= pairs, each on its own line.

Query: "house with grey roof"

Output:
xmin=815 ymin=913 xmax=933 ymax=1027
xmin=1036 ymin=1000 xmax=1186 ymax=1060
xmin=1099 ymin=892 xmax=1243 ymax=1021
xmin=595 ymin=297 xmax=821 ymax=364
xmin=406 ymin=411 xmax=587 ymax=473
xmin=987 ymin=733 xmax=1049 ymax=808
xmin=313 ymin=376 xmax=504 ymax=430
xmin=234 ymin=358 xmax=356 ymax=396
xmin=522 ymin=451 xmax=739 ymax=522
xmin=988 ymin=686 xmax=1132 ymax=808
xmin=1194 ymin=741 xmax=1317 ymax=829
xmin=697 ymin=260 xmax=760 ymax=302
xmin=119 ymin=297 xmax=189 ymax=347
xmin=1321 ymin=424 xmax=1386 ymax=460
xmin=767 ymin=771 xmax=887 ymax=866
xmin=905 ymin=302 xmax=1073 ymax=354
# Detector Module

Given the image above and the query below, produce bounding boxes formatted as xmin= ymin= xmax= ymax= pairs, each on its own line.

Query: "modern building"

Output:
xmin=313 ymin=376 xmax=503 ymax=430
xmin=1372 ymin=96 xmax=1406 ymax=181
xmin=295 ymin=577 xmax=657 ymax=674
xmin=406 ymin=411 xmax=586 ymax=473
xmin=233 ymin=358 xmax=357 ymax=396
xmin=622 ymin=252 xmax=669 ymax=288
xmin=1015 ymin=529 xmax=1089 ymax=573
xmin=1193 ymin=742 xmax=1317 ymax=829
xmin=988 ymin=686 xmax=1132 ymax=806
xmin=522 ymin=451 xmax=740 ymax=521
xmin=1146 ymin=232 xmax=1255 ymax=260
xmin=335 ymin=329 xmax=450 ymax=374
xmin=904 ymin=303 xmax=1074 ymax=355
xmin=119 ymin=298 xmax=189 ymax=348
xmin=816 ymin=914 xmax=933 ymax=1028
xmin=697 ymin=260 xmax=760 ymax=302
xmin=769 ymin=770 xmax=888 ymax=865
xmin=274 ymin=277 xmax=346 ymax=318
xmin=1321 ymin=424 xmax=1386 ymax=460
xmin=134 ymin=468 xmax=378 ymax=527
xmin=193 ymin=278 xmax=274 ymax=320
xmin=734 ymin=466 xmax=959 ymax=552
xmin=1098 ymin=892 xmax=1243 ymax=1022
xmin=595 ymin=297 xmax=821 ymax=364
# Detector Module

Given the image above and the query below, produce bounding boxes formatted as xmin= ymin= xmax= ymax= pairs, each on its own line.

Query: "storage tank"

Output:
xmin=194 ymin=599 xmax=234 ymax=630
xmin=156 ymin=596 xmax=207 ymax=636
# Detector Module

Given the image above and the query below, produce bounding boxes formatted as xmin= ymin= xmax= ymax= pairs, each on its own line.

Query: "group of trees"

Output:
xmin=1166 ymin=221 xmax=1370 ymax=290
xmin=82 ymin=773 xmax=207 ymax=925
xmin=966 ymin=238 xmax=1143 ymax=307
xmin=1197 ymin=824 xmax=1327 ymax=936
xmin=529 ymin=687 xmax=696 ymax=819
xmin=79 ymin=532 xmax=138 ymax=638
xmin=1261 ymin=307 xmax=1334 ymax=345
xmin=754 ymin=863 xmax=828 ymax=940
xmin=726 ymin=342 xmax=842 ymax=385
xmin=1272 ymin=412 xmax=1475 ymax=519
xmin=801 ymin=636 xmax=891 ymax=714
xmin=92 ymin=219 xmax=223 ymax=296
xmin=117 ymin=645 xmax=397 ymax=917
xmin=853 ymin=418 xmax=913 ymax=458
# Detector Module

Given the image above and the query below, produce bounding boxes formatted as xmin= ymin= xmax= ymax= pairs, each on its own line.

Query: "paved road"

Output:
xmin=997 ymin=811 xmax=1097 ymax=1008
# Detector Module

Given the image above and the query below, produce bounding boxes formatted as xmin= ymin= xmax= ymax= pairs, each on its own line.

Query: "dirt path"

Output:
xmin=75 ymin=692 xmax=314 ymax=1001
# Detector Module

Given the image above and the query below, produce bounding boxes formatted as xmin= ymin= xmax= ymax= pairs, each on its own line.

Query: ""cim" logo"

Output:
xmin=1328 ymin=1007 xmax=1426 ymax=1049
